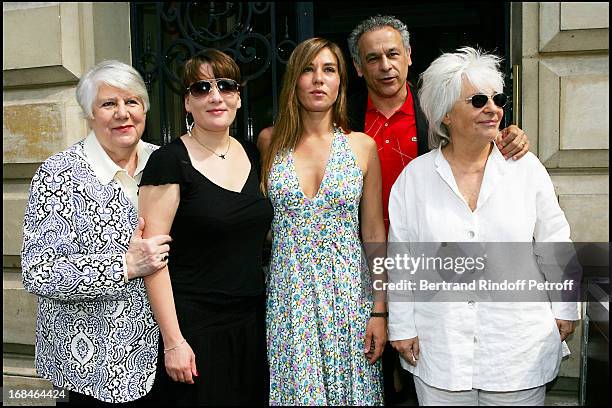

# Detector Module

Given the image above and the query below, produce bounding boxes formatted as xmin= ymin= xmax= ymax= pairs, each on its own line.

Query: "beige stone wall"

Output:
xmin=2 ymin=2 xmax=131 ymax=401
xmin=519 ymin=2 xmax=609 ymax=379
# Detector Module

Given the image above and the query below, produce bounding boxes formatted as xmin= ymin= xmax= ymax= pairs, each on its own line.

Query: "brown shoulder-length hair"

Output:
xmin=260 ymin=37 xmax=350 ymax=193
xmin=182 ymin=49 xmax=241 ymax=92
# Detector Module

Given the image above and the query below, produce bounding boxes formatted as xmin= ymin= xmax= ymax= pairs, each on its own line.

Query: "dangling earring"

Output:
xmin=185 ymin=113 xmax=194 ymax=136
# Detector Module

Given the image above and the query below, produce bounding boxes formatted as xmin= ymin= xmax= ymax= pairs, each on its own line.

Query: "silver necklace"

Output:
xmin=188 ymin=128 xmax=231 ymax=159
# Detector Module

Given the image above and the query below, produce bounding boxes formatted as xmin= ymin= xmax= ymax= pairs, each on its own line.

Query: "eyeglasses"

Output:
xmin=465 ymin=93 xmax=508 ymax=109
xmin=186 ymin=78 xmax=240 ymax=98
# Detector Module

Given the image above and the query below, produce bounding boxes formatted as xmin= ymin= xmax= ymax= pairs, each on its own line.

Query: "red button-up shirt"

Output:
xmin=364 ymin=85 xmax=418 ymax=232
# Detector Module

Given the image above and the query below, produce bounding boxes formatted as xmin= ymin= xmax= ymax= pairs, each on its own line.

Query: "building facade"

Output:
xmin=3 ymin=2 xmax=608 ymax=405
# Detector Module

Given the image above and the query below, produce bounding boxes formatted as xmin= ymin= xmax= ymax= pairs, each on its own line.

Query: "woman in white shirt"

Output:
xmin=387 ymin=47 xmax=580 ymax=406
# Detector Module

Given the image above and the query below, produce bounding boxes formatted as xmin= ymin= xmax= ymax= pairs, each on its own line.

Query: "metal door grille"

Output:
xmin=130 ymin=2 xmax=313 ymax=145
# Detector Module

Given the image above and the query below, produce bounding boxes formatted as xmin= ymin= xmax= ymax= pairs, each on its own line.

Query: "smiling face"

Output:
xmin=184 ymin=63 xmax=241 ymax=133
xmin=89 ymin=84 xmax=146 ymax=155
xmin=443 ymin=78 xmax=504 ymax=145
xmin=354 ymin=26 xmax=411 ymax=99
xmin=296 ymin=47 xmax=340 ymax=113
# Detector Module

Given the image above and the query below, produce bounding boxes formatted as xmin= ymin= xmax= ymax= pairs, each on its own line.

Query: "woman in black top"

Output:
xmin=139 ymin=50 xmax=273 ymax=405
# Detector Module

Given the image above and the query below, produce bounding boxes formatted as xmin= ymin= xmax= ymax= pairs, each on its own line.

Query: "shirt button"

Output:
xmin=467 ymin=230 xmax=475 ymax=239
xmin=474 ymin=336 xmax=478 ymax=343
xmin=385 ymin=123 xmax=389 ymax=127
xmin=385 ymin=139 xmax=390 ymax=144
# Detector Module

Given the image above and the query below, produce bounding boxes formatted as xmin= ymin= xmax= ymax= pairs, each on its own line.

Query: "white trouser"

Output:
xmin=414 ymin=376 xmax=546 ymax=406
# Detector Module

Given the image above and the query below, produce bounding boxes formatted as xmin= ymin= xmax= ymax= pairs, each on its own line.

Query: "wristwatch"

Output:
xmin=370 ymin=312 xmax=389 ymax=318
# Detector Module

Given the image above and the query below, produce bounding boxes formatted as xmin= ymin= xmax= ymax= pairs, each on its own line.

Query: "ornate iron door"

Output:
xmin=130 ymin=2 xmax=313 ymax=146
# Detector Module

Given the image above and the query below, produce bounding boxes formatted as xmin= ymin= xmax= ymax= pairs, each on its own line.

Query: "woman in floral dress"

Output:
xmin=257 ymin=37 xmax=386 ymax=405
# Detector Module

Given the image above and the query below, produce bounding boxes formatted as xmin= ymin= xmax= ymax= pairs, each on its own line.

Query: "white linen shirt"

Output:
xmin=387 ymin=143 xmax=580 ymax=392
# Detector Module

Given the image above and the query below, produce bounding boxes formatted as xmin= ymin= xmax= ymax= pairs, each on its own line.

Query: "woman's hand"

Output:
xmin=164 ymin=339 xmax=198 ymax=384
xmin=364 ymin=316 xmax=387 ymax=364
xmin=391 ymin=337 xmax=419 ymax=366
xmin=555 ymin=319 xmax=576 ymax=341
xmin=125 ymin=217 xmax=172 ymax=280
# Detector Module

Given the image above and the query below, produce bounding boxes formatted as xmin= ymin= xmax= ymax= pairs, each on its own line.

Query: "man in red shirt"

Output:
xmin=348 ymin=15 xmax=529 ymax=232
xmin=346 ymin=15 xmax=530 ymax=404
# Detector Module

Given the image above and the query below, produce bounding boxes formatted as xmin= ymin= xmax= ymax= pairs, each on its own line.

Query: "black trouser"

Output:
xmin=382 ymin=343 xmax=417 ymax=405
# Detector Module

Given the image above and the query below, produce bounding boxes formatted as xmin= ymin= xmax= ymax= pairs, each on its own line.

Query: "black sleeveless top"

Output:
xmin=140 ymin=137 xmax=273 ymax=325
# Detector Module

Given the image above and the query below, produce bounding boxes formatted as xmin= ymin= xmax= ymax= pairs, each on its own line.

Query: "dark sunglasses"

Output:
xmin=465 ymin=93 xmax=508 ymax=109
xmin=186 ymin=78 xmax=240 ymax=98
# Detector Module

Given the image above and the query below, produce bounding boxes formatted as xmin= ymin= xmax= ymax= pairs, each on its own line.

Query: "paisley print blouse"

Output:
xmin=21 ymin=139 xmax=159 ymax=403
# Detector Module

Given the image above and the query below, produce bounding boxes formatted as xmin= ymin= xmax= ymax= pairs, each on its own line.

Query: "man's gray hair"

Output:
xmin=348 ymin=15 xmax=411 ymax=66
xmin=418 ymin=47 xmax=505 ymax=149
xmin=76 ymin=60 xmax=150 ymax=119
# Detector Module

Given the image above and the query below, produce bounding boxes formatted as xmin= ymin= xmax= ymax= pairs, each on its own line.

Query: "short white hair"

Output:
xmin=418 ymin=47 xmax=504 ymax=149
xmin=76 ymin=60 xmax=150 ymax=119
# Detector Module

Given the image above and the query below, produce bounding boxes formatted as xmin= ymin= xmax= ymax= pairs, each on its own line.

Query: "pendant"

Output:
xmin=219 ymin=154 xmax=226 ymax=159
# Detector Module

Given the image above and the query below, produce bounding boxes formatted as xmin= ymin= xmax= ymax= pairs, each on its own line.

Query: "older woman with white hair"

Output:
xmin=21 ymin=60 xmax=172 ymax=405
xmin=386 ymin=47 xmax=580 ymax=405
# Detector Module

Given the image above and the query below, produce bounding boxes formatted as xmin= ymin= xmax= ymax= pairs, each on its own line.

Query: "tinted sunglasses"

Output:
xmin=186 ymin=78 xmax=240 ymax=98
xmin=465 ymin=93 xmax=508 ymax=109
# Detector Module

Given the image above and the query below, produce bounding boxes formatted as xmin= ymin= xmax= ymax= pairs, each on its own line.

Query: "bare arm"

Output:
xmin=356 ymin=133 xmax=387 ymax=303
xmin=256 ymin=126 xmax=274 ymax=155
xmin=352 ymin=132 xmax=387 ymax=363
xmin=139 ymin=184 xmax=198 ymax=384
xmin=358 ymin=134 xmax=386 ymax=248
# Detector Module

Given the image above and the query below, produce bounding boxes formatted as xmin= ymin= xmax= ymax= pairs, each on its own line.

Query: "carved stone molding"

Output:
xmin=3 ymin=3 xmax=82 ymax=87
xmin=539 ymin=2 xmax=609 ymax=53
xmin=538 ymin=55 xmax=608 ymax=168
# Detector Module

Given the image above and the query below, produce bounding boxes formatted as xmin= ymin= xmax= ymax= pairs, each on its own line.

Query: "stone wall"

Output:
xmin=3 ymin=2 xmax=131 ymax=404
xmin=518 ymin=2 xmax=609 ymax=379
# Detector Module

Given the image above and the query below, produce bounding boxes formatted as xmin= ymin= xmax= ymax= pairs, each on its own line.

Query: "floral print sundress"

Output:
xmin=266 ymin=128 xmax=383 ymax=405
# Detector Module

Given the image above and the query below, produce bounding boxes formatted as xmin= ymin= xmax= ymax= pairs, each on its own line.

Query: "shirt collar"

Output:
xmin=133 ymin=139 xmax=152 ymax=177
xmin=433 ymin=141 xmax=506 ymax=169
xmin=366 ymin=83 xmax=414 ymax=116
xmin=83 ymin=131 xmax=152 ymax=184
xmin=434 ymin=141 xmax=508 ymax=210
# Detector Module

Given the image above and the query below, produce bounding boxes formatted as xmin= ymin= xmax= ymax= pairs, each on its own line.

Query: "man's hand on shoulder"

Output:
xmin=496 ymin=125 xmax=529 ymax=161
